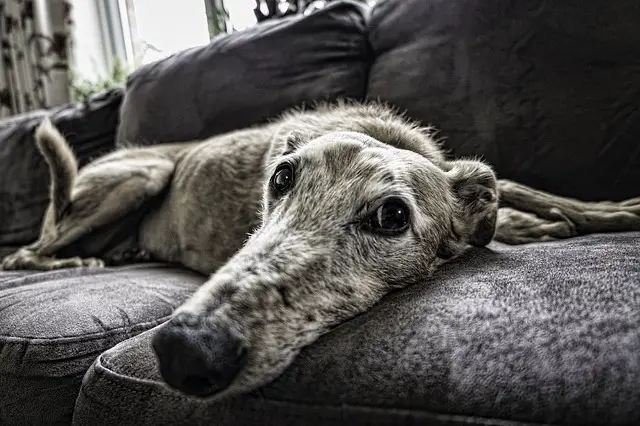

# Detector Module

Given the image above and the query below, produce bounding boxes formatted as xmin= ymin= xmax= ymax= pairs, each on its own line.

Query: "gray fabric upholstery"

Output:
xmin=73 ymin=233 xmax=640 ymax=426
xmin=367 ymin=0 xmax=640 ymax=201
xmin=1 ymin=1 xmax=639 ymax=425
xmin=116 ymin=1 xmax=371 ymax=147
xmin=0 ymin=264 xmax=204 ymax=425
xmin=0 ymin=88 xmax=124 ymax=258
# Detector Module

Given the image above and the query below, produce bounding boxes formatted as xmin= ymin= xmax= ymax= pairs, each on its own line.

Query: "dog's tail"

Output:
xmin=34 ymin=118 xmax=78 ymax=222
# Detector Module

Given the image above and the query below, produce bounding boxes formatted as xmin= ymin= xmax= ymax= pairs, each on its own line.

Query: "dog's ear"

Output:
xmin=282 ymin=130 xmax=306 ymax=156
xmin=445 ymin=160 xmax=498 ymax=247
xmin=266 ymin=129 xmax=308 ymax=165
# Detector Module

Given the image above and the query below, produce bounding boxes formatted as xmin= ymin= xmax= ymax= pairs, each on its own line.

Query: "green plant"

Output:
xmin=70 ymin=58 xmax=130 ymax=102
xmin=254 ymin=0 xmax=375 ymax=21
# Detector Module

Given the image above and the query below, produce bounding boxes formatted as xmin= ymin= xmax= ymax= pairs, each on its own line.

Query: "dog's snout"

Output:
xmin=152 ymin=313 xmax=247 ymax=397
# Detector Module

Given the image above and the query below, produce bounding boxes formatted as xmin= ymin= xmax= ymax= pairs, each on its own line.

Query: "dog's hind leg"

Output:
xmin=495 ymin=179 xmax=640 ymax=244
xmin=1 ymin=120 xmax=175 ymax=270
xmin=1 ymin=246 xmax=105 ymax=270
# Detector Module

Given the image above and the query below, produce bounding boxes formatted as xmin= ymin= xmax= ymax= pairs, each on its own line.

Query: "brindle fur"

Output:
xmin=2 ymin=102 xmax=639 ymax=400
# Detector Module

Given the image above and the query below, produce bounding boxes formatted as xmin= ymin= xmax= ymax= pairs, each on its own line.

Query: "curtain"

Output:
xmin=204 ymin=0 xmax=228 ymax=36
xmin=0 ymin=0 xmax=73 ymax=119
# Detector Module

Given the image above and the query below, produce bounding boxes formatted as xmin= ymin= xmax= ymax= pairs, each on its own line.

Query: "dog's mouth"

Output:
xmin=149 ymin=220 xmax=385 ymax=399
xmin=152 ymin=313 xmax=249 ymax=398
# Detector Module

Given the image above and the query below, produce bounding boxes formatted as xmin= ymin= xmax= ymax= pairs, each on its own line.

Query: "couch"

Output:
xmin=1 ymin=0 xmax=639 ymax=425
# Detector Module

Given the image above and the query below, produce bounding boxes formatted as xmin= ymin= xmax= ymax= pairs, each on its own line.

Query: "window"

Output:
xmin=123 ymin=0 xmax=210 ymax=66
xmin=71 ymin=0 xmax=257 ymax=82
xmin=70 ymin=0 xmax=378 ymax=83
xmin=121 ymin=0 xmax=260 ymax=67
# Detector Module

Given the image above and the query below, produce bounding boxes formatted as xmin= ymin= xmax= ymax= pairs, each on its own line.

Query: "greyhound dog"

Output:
xmin=2 ymin=102 xmax=639 ymax=401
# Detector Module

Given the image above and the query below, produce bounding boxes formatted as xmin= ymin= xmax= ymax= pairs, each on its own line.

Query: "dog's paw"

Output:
xmin=589 ymin=196 xmax=640 ymax=212
xmin=44 ymin=256 xmax=104 ymax=270
xmin=80 ymin=257 xmax=105 ymax=268
xmin=1 ymin=248 xmax=34 ymax=270
xmin=105 ymin=248 xmax=151 ymax=266
xmin=619 ymin=196 xmax=640 ymax=209
xmin=1 ymin=255 xmax=17 ymax=270
xmin=561 ymin=198 xmax=640 ymax=234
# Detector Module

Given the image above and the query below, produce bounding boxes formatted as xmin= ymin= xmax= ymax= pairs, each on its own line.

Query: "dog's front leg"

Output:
xmin=494 ymin=207 xmax=577 ymax=244
xmin=496 ymin=179 xmax=640 ymax=244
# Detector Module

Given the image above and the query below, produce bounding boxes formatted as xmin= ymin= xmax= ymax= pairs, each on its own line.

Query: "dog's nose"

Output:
xmin=152 ymin=313 xmax=247 ymax=397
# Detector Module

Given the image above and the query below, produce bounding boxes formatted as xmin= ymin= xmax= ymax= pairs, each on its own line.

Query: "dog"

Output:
xmin=2 ymin=102 xmax=639 ymax=401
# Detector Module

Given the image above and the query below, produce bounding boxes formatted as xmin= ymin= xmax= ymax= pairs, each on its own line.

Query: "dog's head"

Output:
xmin=152 ymin=130 xmax=497 ymax=400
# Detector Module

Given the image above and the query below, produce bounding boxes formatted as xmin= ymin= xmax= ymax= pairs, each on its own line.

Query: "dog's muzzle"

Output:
xmin=152 ymin=313 xmax=248 ymax=397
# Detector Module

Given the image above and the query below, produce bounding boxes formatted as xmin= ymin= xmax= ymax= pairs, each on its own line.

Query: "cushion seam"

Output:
xmin=88 ymin=357 xmax=552 ymax=425
xmin=0 ymin=316 xmax=169 ymax=343
xmin=91 ymin=357 xmax=188 ymax=401
xmin=236 ymin=400 xmax=548 ymax=426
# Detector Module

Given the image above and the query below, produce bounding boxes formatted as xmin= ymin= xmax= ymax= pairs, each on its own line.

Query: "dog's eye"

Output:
xmin=271 ymin=163 xmax=295 ymax=195
xmin=365 ymin=200 xmax=410 ymax=234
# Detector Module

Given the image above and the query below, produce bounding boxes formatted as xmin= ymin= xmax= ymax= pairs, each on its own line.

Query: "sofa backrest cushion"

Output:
xmin=367 ymin=0 xmax=640 ymax=201
xmin=116 ymin=1 xmax=371 ymax=147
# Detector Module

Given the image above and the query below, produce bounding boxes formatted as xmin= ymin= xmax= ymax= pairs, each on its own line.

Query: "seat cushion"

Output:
xmin=116 ymin=1 xmax=371 ymax=147
xmin=73 ymin=233 xmax=640 ymax=426
xmin=0 ymin=264 xmax=205 ymax=425
xmin=367 ymin=0 xmax=640 ymax=201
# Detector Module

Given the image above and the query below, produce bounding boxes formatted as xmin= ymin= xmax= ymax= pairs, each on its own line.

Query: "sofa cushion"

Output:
xmin=367 ymin=0 xmax=640 ymax=201
xmin=0 ymin=263 xmax=204 ymax=425
xmin=73 ymin=233 xmax=640 ymax=426
xmin=116 ymin=1 xmax=371 ymax=147
xmin=0 ymin=88 xmax=124 ymax=258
